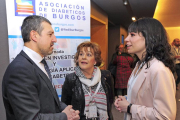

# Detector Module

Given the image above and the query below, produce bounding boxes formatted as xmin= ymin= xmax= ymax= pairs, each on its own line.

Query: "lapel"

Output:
xmin=130 ymin=58 xmax=157 ymax=103
xmin=20 ymin=51 xmax=61 ymax=108
xmin=101 ymin=75 xmax=108 ymax=95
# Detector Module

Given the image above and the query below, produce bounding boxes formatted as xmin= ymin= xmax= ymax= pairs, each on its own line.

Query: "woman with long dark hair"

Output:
xmin=114 ymin=18 xmax=176 ymax=120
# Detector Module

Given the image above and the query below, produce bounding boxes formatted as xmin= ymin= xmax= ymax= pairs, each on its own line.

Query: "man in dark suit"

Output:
xmin=2 ymin=15 xmax=80 ymax=120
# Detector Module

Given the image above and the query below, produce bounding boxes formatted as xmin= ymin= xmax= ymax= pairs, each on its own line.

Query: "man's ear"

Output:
xmin=30 ymin=30 xmax=38 ymax=42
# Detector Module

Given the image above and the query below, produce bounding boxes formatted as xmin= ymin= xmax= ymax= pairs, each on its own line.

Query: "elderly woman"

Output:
xmin=61 ymin=41 xmax=114 ymax=120
xmin=114 ymin=18 xmax=176 ymax=120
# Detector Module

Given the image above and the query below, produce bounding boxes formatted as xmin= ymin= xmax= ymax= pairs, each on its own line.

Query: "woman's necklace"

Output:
xmin=133 ymin=62 xmax=145 ymax=78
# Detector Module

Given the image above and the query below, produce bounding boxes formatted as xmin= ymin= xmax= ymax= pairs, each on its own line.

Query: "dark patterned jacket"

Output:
xmin=113 ymin=53 xmax=133 ymax=89
xmin=61 ymin=70 xmax=114 ymax=120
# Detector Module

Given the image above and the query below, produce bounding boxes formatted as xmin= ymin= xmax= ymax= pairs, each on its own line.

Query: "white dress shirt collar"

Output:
xmin=23 ymin=46 xmax=43 ymax=64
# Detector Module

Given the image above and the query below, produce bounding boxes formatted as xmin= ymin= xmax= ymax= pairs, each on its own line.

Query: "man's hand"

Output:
xmin=62 ymin=105 xmax=80 ymax=120
xmin=72 ymin=110 xmax=80 ymax=120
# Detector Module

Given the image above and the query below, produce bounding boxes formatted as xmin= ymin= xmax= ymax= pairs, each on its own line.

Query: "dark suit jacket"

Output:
xmin=2 ymin=50 xmax=67 ymax=120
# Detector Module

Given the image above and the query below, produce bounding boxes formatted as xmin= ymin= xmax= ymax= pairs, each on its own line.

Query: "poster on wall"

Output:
xmin=6 ymin=0 xmax=90 ymax=98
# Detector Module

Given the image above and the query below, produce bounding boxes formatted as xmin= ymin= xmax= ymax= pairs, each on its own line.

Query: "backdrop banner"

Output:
xmin=6 ymin=0 xmax=90 ymax=98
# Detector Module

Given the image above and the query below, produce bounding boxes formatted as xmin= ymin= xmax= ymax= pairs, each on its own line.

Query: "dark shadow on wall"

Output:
xmin=108 ymin=26 xmax=120 ymax=65
xmin=0 ymin=0 xmax=9 ymax=120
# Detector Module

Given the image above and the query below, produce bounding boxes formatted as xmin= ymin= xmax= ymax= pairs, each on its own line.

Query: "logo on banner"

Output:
xmin=54 ymin=27 xmax=60 ymax=32
xmin=14 ymin=0 xmax=36 ymax=16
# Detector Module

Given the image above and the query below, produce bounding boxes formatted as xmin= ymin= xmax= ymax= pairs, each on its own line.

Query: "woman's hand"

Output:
xmin=114 ymin=96 xmax=130 ymax=113
xmin=114 ymin=97 xmax=121 ymax=111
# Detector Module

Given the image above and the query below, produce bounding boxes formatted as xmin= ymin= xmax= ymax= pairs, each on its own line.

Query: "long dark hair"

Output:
xmin=128 ymin=18 xmax=174 ymax=72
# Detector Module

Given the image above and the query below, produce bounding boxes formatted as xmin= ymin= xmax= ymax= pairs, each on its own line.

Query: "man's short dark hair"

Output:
xmin=173 ymin=38 xmax=179 ymax=42
xmin=21 ymin=15 xmax=51 ymax=43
